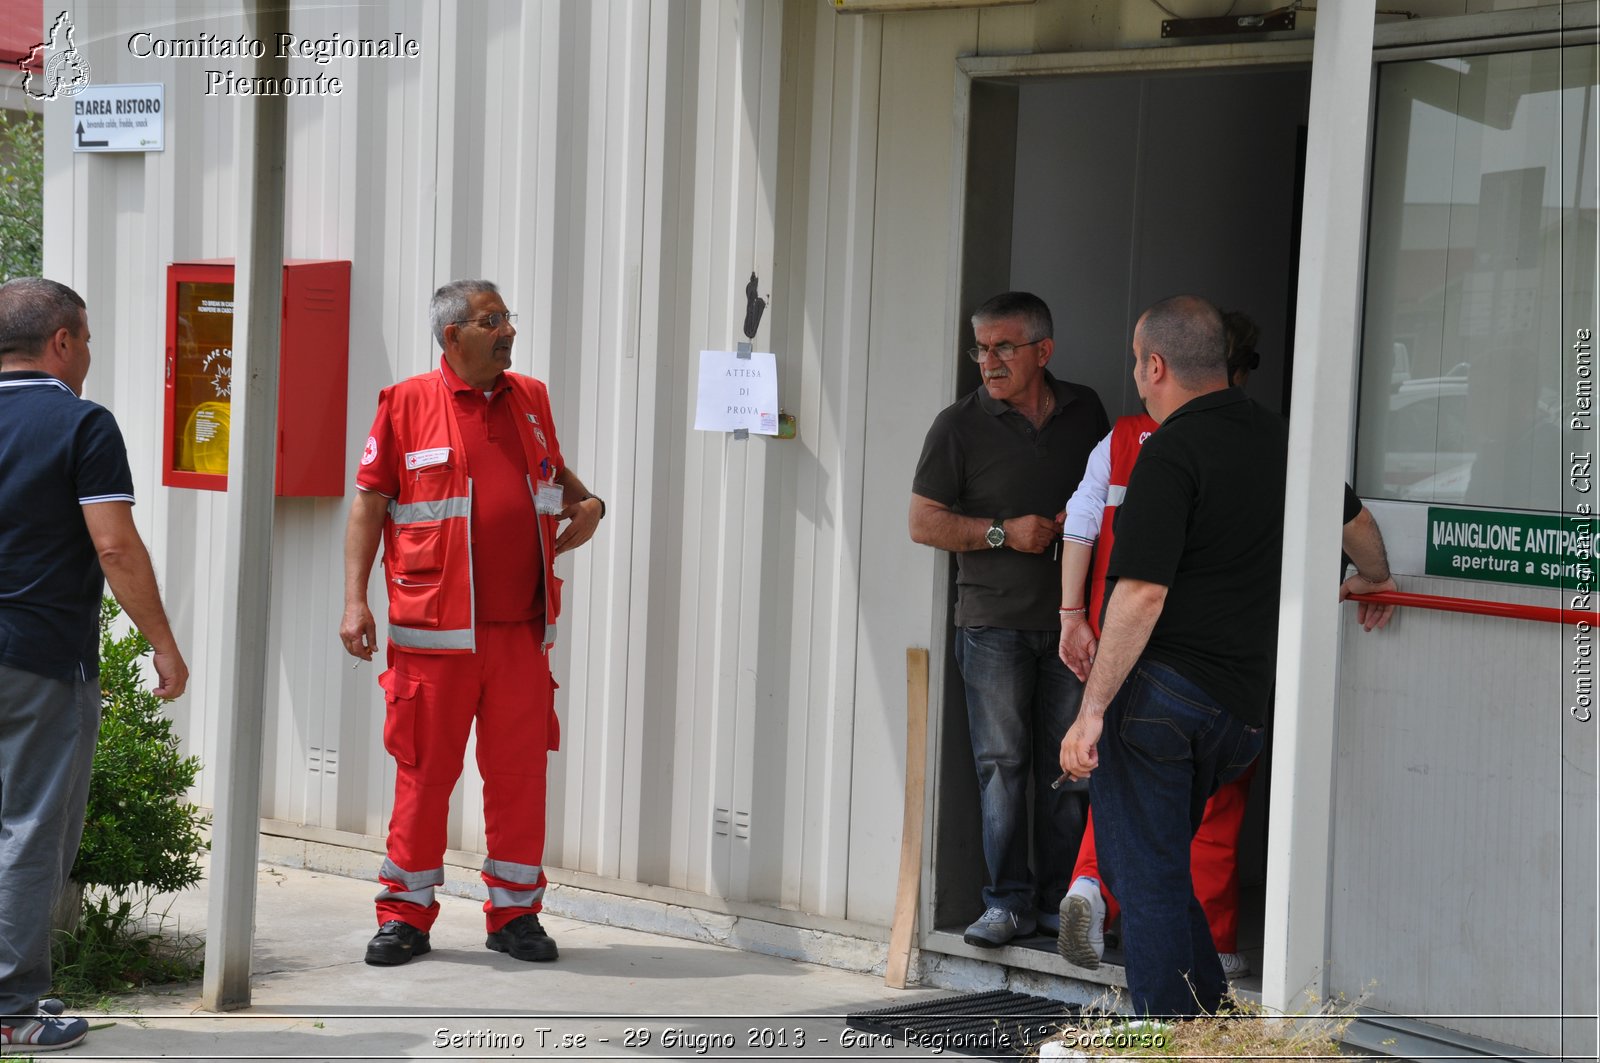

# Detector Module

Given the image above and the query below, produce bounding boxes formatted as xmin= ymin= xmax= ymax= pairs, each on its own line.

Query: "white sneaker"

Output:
xmin=1219 ymin=951 xmax=1250 ymax=978
xmin=1056 ymin=876 xmax=1106 ymax=969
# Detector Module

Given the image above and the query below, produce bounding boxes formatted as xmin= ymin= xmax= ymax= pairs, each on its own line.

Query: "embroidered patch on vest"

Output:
xmin=361 ymin=436 xmax=378 ymax=466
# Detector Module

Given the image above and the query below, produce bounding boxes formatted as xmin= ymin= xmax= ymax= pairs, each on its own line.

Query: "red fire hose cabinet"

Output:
xmin=163 ymin=259 xmax=351 ymax=496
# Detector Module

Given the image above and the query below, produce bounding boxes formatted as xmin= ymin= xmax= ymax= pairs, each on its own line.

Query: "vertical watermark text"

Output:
xmin=1570 ymin=326 xmax=1594 ymax=723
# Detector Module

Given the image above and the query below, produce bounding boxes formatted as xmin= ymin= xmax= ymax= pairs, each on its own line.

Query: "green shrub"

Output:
xmin=48 ymin=599 xmax=210 ymax=1002
xmin=73 ymin=598 xmax=209 ymax=894
xmin=0 ymin=109 xmax=43 ymax=282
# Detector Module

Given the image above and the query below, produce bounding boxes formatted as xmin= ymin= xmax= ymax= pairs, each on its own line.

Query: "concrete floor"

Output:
xmin=50 ymin=863 xmax=954 ymax=1062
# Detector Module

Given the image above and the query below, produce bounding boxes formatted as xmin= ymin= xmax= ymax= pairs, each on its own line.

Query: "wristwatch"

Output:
xmin=986 ymin=519 xmax=1006 ymax=549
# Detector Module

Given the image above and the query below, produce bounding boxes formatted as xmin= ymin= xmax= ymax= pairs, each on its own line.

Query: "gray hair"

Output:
xmin=0 ymin=277 xmax=86 ymax=360
xmin=428 ymin=279 xmax=499 ymax=349
xmin=1137 ymin=295 xmax=1227 ymax=388
xmin=971 ymin=291 xmax=1053 ymax=343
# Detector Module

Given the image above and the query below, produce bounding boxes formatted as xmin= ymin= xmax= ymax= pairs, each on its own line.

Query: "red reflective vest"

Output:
xmin=380 ymin=369 xmax=564 ymax=653
xmin=1088 ymin=412 xmax=1159 ymax=637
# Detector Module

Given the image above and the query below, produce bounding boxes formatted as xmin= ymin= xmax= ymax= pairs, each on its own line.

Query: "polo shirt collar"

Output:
xmin=437 ymin=355 xmax=508 ymax=396
xmin=0 ymin=369 xmax=74 ymax=393
xmin=976 ymin=368 xmax=1072 ymax=419
xmin=1164 ymin=385 xmax=1247 ymax=424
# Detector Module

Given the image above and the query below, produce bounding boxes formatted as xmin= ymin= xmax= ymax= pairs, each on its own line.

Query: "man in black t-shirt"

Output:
xmin=911 ymin=291 xmax=1108 ymax=947
xmin=1341 ymin=484 xmax=1399 ymax=630
xmin=1058 ymin=295 xmax=1285 ymax=1018
xmin=0 ymin=278 xmax=187 ymax=1053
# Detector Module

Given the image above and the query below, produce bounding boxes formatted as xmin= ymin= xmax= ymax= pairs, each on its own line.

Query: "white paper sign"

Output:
xmin=694 ymin=350 xmax=779 ymax=435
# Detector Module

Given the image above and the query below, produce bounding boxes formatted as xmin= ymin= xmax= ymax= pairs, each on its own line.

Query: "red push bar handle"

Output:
xmin=1347 ymin=590 xmax=1596 ymax=626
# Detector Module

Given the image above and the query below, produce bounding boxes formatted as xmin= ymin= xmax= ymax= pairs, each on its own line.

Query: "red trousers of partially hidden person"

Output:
xmin=1073 ymin=764 xmax=1254 ymax=953
xmin=375 ymin=621 xmax=559 ymax=934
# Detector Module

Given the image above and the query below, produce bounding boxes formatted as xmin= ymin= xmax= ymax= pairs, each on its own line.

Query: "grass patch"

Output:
xmin=50 ymin=889 xmax=204 ymax=1007
xmin=1039 ymin=989 xmax=1360 ymax=1060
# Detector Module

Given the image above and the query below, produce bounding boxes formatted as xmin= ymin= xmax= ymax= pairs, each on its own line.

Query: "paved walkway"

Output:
xmin=52 ymin=864 xmax=951 ymax=1062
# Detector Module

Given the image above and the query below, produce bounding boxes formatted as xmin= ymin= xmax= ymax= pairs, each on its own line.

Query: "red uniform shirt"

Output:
xmin=358 ymin=357 xmax=560 ymax=622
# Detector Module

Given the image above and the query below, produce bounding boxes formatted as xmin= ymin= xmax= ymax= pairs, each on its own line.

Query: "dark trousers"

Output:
xmin=1090 ymin=659 xmax=1263 ymax=1018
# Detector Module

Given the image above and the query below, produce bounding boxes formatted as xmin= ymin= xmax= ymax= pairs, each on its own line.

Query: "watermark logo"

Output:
xmin=21 ymin=11 xmax=93 ymax=100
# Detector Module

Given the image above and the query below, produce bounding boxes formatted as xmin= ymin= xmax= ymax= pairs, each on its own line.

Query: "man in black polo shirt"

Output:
xmin=911 ymin=291 xmax=1108 ymax=947
xmin=0 ymin=278 xmax=188 ymax=1053
xmin=1059 ymin=295 xmax=1286 ymax=1018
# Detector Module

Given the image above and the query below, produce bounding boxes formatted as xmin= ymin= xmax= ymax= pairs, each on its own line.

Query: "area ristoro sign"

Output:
xmin=72 ymin=84 xmax=164 ymax=152
xmin=1426 ymin=506 xmax=1596 ymax=588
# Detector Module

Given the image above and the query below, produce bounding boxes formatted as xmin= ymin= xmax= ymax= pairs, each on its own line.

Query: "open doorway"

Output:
xmin=931 ymin=62 xmax=1312 ymax=984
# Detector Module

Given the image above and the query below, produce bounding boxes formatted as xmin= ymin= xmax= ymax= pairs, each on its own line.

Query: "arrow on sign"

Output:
xmin=75 ymin=121 xmax=107 ymax=148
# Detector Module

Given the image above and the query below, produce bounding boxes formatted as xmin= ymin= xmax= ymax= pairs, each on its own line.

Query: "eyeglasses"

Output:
xmin=967 ymin=338 xmax=1045 ymax=363
xmin=452 ymin=311 xmax=517 ymax=330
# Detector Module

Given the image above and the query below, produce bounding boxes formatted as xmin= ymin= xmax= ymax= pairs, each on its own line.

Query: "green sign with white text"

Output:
xmin=1425 ymin=507 xmax=1597 ymax=587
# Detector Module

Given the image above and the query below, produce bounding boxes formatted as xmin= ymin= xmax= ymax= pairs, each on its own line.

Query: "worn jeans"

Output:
xmin=955 ymin=626 xmax=1088 ymax=917
xmin=1090 ymin=659 xmax=1264 ymax=1018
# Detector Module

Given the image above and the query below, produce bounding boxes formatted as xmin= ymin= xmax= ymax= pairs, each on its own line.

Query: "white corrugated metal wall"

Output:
xmin=45 ymin=0 xmax=913 ymax=929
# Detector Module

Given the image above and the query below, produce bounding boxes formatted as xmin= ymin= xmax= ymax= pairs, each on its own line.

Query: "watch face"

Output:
xmin=986 ymin=523 xmax=1005 ymax=547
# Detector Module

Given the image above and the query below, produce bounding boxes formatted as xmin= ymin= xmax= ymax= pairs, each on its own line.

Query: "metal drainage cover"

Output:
xmin=846 ymin=990 xmax=1081 ymax=1060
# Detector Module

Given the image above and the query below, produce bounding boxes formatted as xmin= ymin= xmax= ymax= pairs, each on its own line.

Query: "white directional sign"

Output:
xmin=72 ymin=83 xmax=164 ymax=153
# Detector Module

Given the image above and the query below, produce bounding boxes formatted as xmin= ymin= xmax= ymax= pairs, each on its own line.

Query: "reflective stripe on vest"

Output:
xmin=389 ymin=624 xmax=475 ymax=651
xmin=1105 ymin=484 xmax=1127 ymax=508
xmin=389 ymin=496 xmax=471 ymax=524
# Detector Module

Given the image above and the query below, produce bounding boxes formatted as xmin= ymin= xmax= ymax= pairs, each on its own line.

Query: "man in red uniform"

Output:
xmin=340 ymin=279 xmax=604 ymax=966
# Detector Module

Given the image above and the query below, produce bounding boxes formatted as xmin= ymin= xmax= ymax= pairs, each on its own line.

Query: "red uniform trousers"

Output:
xmin=1071 ymin=764 xmax=1254 ymax=953
xmin=376 ymin=620 xmax=557 ymax=933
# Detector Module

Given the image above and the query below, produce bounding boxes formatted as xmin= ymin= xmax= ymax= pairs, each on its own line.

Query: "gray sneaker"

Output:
xmin=963 ymin=906 xmax=1035 ymax=948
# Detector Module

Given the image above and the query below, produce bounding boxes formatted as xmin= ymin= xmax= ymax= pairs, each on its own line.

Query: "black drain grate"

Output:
xmin=846 ymin=989 xmax=1081 ymax=1060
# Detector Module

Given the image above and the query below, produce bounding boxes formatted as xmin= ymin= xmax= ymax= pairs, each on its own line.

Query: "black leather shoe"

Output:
xmin=486 ymin=914 xmax=558 ymax=962
xmin=364 ymin=920 xmax=431 ymax=966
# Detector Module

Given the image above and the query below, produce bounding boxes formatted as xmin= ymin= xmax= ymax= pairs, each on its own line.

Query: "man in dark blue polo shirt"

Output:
xmin=0 ymin=278 xmax=188 ymax=1053
xmin=1058 ymin=295 xmax=1287 ymax=1019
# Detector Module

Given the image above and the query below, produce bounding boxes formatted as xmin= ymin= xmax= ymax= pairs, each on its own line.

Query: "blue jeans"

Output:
xmin=955 ymin=626 xmax=1088 ymax=917
xmin=1090 ymin=659 xmax=1264 ymax=1018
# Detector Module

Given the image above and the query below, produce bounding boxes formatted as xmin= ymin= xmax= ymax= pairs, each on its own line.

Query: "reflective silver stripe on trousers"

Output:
xmin=483 ymin=858 xmax=544 ymax=884
xmin=375 ymin=858 xmax=443 ymax=908
xmin=486 ymin=884 xmax=547 ymax=909
xmin=388 ymin=496 xmax=470 ymax=524
xmin=1106 ymin=484 xmax=1127 ymax=507
xmin=389 ymin=624 xmax=474 ymax=650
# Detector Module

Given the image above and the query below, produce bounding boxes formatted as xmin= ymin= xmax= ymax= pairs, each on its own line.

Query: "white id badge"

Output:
xmin=535 ymin=480 xmax=565 ymax=515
